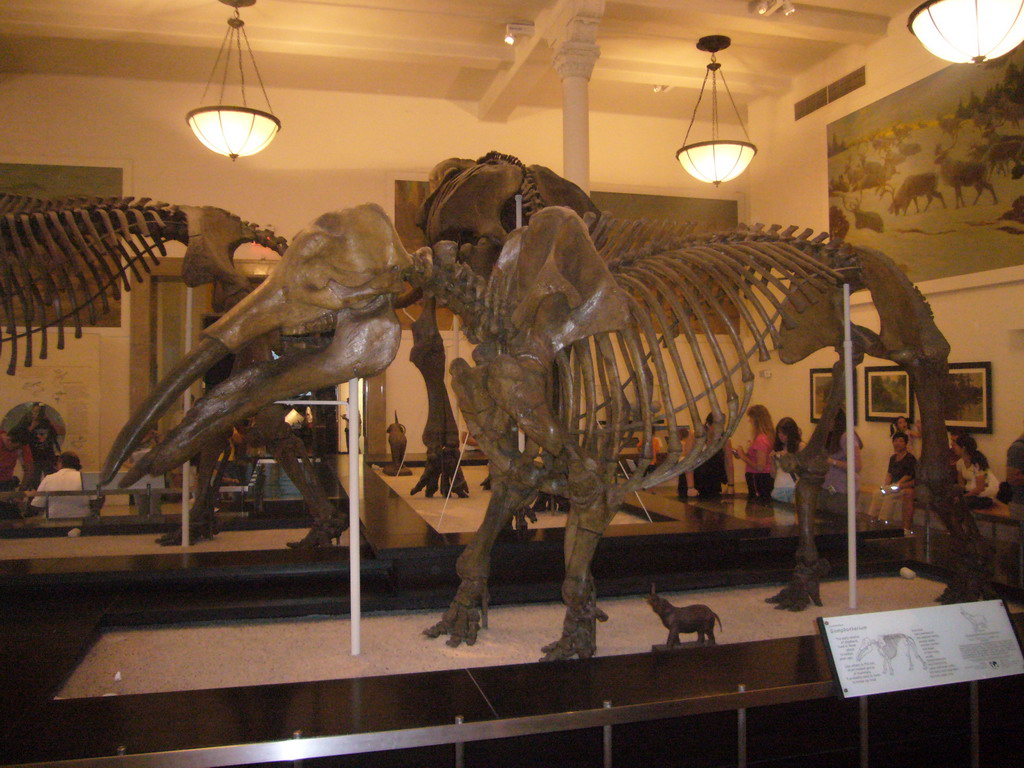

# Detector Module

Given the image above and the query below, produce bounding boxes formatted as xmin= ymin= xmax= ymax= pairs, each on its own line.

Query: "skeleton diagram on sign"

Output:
xmin=857 ymin=633 xmax=926 ymax=675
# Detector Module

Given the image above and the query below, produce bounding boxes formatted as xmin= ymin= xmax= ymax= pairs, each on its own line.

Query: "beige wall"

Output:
xmin=0 ymin=71 xmax=733 ymax=464
xmin=745 ymin=13 xmax=1024 ymax=484
xmin=4 ymin=18 xmax=1021 ymax=480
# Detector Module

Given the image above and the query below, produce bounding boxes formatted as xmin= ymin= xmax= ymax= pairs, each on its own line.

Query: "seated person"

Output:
xmin=866 ymin=432 xmax=917 ymax=533
xmin=961 ymin=446 xmax=999 ymax=511
xmin=28 ymin=451 xmax=91 ymax=519
xmin=951 ymin=433 xmax=978 ymax=489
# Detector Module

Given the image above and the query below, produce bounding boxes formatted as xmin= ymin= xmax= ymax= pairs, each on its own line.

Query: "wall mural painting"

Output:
xmin=827 ymin=49 xmax=1024 ymax=281
xmin=0 ymin=162 xmax=124 ymax=327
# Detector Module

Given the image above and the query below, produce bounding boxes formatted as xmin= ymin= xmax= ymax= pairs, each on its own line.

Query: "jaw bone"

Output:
xmin=103 ymin=203 xmax=412 ymax=485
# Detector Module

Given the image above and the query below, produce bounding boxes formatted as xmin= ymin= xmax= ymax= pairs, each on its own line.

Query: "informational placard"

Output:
xmin=818 ymin=600 xmax=1023 ymax=698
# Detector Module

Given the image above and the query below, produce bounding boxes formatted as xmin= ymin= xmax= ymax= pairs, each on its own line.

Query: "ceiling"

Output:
xmin=0 ymin=0 xmax=907 ymax=122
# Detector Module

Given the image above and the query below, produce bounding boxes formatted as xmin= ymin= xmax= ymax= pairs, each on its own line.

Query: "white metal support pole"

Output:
xmin=844 ymin=284 xmax=856 ymax=609
xmin=516 ymin=194 xmax=526 ymax=456
xmin=348 ymin=378 xmax=361 ymax=656
xmin=181 ymin=287 xmax=194 ymax=548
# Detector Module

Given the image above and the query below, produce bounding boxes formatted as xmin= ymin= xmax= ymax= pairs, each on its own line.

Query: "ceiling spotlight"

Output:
xmin=653 ymin=84 xmax=673 ymax=93
xmin=748 ymin=0 xmax=796 ymax=16
xmin=504 ymin=22 xmax=534 ymax=46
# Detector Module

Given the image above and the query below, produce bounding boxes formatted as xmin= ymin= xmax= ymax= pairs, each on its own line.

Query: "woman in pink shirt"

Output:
xmin=732 ymin=404 xmax=775 ymax=503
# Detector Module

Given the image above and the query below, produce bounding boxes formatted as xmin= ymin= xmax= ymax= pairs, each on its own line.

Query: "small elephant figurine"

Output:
xmin=646 ymin=584 xmax=722 ymax=648
xmin=383 ymin=412 xmax=412 ymax=476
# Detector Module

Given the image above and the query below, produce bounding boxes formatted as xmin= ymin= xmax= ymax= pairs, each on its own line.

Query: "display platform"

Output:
xmin=1 ymin=575 xmax=1021 ymax=767
xmin=1 ymin=454 xmax=1023 ymax=767
xmin=352 ymin=462 xmax=907 ymax=601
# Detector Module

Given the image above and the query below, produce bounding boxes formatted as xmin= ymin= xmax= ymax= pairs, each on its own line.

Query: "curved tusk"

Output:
xmin=101 ymin=336 xmax=229 ymax=484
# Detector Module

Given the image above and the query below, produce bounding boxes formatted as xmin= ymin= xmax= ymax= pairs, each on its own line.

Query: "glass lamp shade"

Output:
xmin=909 ymin=0 xmax=1024 ymax=63
xmin=186 ymin=106 xmax=281 ymax=159
xmin=675 ymin=140 xmax=757 ymax=185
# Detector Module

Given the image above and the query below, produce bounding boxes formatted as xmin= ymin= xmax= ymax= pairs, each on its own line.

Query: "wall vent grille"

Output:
xmin=794 ymin=66 xmax=865 ymax=121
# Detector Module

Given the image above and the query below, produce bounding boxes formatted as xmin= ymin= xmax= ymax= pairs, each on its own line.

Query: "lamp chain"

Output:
xmin=198 ymin=6 xmax=274 ymax=113
xmin=709 ymin=53 xmax=719 ymax=144
xmin=681 ymin=67 xmax=710 ymax=147
xmin=199 ymin=23 xmax=234 ymax=104
xmin=230 ymin=10 xmax=245 ymax=107
xmin=719 ymin=67 xmax=753 ymax=143
xmin=240 ymin=23 xmax=275 ymax=113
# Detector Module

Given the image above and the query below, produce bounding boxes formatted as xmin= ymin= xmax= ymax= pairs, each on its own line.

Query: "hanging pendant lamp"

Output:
xmin=909 ymin=0 xmax=1024 ymax=64
xmin=675 ymin=36 xmax=757 ymax=186
xmin=187 ymin=0 xmax=280 ymax=160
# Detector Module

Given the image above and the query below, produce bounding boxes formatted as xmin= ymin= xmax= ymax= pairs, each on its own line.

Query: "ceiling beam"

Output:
xmin=610 ymin=0 xmax=890 ymax=46
xmin=0 ymin=7 xmax=510 ymax=70
xmin=477 ymin=0 xmax=605 ymax=122
xmin=594 ymin=56 xmax=791 ymax=96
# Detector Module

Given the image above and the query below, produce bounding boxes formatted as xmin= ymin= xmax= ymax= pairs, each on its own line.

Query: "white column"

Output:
xmin=550 ymin=1 xmax=603 ymax=193
xmin=553 ymin=43 xmax=598 ymax=192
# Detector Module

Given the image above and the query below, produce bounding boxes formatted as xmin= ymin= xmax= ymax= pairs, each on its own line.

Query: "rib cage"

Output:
xmin=0 ymin=194 xmax=283 ymax=376
xmin=558 ymin=223 xmax=846 ymax=495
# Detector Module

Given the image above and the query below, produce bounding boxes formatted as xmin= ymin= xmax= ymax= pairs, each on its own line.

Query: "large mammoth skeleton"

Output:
xmin=99 ymin=180 xmax=990 ymax=660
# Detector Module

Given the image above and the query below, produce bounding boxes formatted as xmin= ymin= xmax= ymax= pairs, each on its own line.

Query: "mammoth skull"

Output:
xmin=104 ymin=203 xmax=410 ymax=485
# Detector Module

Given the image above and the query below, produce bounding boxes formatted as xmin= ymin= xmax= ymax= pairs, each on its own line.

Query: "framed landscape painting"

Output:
xmin=810 ymin=368 xmax=858 ymax=424
xmin=864 ymin=366 xmax=915 ymax=423
xmin=943 ymin=362 xmax=992 ymax=434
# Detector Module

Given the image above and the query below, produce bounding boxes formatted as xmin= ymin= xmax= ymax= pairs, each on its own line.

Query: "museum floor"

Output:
xmin=2 ymin=456 xmax=1023 ymax=767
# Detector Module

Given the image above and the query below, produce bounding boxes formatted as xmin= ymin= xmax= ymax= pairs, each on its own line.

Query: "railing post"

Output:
xmin=859 ymin=695 xmax=869 ymax=768
xmin=970 ymin=680 xmax=979 ymax=768
xmin=603 ymin=699 xmax=613 ymax=768
xmin=737 ymin=684 xmax=747 ymax=768
xmin=454 ymin=715 xmax=464 ymax=768
xmin=292 ymin=729 xmax=303 ymax=768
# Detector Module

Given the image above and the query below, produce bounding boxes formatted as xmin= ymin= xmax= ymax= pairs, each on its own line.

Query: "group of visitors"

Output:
xmin=0 ymin=403 xmax=91 ymax=519
xmin=674 ymin=401 xmax=1024 ymax=536
xmin=677 ymin=405 xmax=806 ymax=506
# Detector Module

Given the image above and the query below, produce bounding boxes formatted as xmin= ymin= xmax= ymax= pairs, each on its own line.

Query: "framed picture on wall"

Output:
xmin=943 ymin=362 xmax=993 ymax=434
xmin=864 ymin=366 xmax=915 ymax=423
xmin=810 ymin=368 xmax=858 ymax=424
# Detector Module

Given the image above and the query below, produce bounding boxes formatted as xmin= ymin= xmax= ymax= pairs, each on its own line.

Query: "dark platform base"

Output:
xmin=1 ymin=462 xmax=1022 ymax=767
